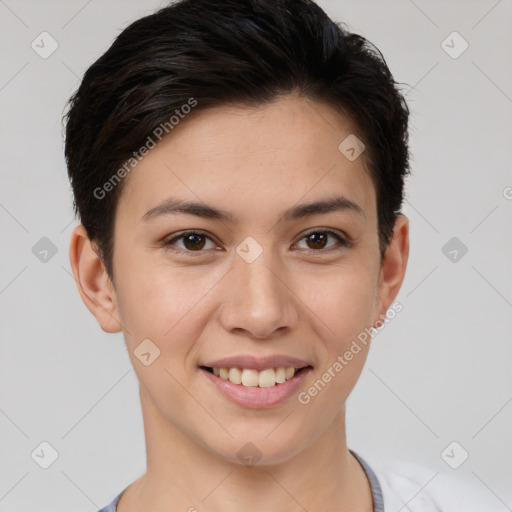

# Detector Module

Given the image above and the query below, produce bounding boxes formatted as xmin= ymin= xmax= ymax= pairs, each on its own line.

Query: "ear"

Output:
xmin=69 ymin=225 xmax=123 ymax=333
xmin=372 ymin=214 xmax=409 ymax=326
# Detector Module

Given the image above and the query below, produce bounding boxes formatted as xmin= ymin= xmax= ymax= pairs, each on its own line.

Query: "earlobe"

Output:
xmin=373 ymin=214 xmax=409 ymax=326
xmin=69 ymin=225 xmax=123 ymax=333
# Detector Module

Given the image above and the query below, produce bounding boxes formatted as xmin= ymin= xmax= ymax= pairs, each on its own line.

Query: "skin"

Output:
xmin=70 ymin=94 xmax=409 ymax=512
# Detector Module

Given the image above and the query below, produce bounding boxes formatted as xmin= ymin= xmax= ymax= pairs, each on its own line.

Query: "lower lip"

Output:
xmin=200 ymin=367 xmax=312 ymax=409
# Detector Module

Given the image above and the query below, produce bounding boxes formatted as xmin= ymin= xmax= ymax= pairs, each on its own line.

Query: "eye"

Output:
xmin=294 ymin=229 xmax=350 ymax=252
xmin=163 ymin=230 xmax=218 ymax=253
xmin=162 ymin=228 xmax=351 ymax=255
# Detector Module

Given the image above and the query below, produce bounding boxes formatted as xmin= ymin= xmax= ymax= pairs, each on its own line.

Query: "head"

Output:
xmin=65 ymin=0 xmax=410 ymax=466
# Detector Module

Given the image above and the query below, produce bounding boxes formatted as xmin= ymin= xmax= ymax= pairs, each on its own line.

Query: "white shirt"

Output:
xmin=368 ymin=456 xmax=509 ymax=512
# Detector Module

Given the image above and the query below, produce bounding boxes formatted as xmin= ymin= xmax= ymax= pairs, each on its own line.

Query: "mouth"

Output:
xmin=199 ymin=359 xmax=313 ymax=409
xmin=199 ymin=354 xmax=313 ymax=408
xmin=200 ymin=365 xmax=311 ymax=388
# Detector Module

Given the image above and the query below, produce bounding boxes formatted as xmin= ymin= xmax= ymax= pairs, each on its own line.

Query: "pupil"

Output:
xmin=308 ymin=232 xmax=326 ymax=249
xmin=185 ymin=234 xmax=205 ymax=250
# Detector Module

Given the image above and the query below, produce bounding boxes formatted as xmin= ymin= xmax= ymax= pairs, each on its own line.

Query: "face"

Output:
xmin=72 ymin=94 xmax=408 ymax=466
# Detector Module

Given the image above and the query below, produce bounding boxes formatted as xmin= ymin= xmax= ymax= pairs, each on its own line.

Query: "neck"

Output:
xmin=118 ymin=387 xmax=373 ymax=512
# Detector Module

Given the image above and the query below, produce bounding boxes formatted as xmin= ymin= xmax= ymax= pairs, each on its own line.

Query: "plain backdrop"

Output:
xmin=1 ymin=0 xmax=511 ymax=510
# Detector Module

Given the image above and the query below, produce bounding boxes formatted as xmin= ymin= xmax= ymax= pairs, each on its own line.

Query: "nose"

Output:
xmin=218 ymin=245 xmax=300 ymax=340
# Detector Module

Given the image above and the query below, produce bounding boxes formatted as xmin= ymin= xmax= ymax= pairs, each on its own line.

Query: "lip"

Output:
xmin=201 ymin=354 xmax=311 ymax=371
xmin=200 ymin=365 xmax=313 ymax=409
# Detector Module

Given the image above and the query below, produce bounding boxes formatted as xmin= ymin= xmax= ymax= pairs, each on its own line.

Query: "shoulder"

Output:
xmin=368 ymin=456 xmax=507 ymax=512
xmin=96 ymin=489 xmax=124 ymax=512
xmin=96 ymin=502 xmax=116 ymax=512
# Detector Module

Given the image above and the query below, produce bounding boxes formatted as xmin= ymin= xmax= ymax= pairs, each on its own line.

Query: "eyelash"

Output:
xmin=162 ymin=229 xmax=352 ymax=255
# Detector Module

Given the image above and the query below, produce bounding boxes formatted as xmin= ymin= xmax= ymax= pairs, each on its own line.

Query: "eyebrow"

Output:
xmin=141 ymin=195 xmax=365 ymax=223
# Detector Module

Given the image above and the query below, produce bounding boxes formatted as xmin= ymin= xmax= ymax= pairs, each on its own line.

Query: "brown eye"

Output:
xmin=163 ymin=230 xmax=217 ymax=252
xmin=305 ymin=232 xmax=328 ymax=250
xmin=295 ymin=230 xmax=348 ymax=251
xmin=182 ymin=233 xmax=206 ymax=250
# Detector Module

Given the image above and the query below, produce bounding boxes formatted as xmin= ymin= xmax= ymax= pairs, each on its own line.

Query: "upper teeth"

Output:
xmin=212 ymin=367 xmax=297 ymax=387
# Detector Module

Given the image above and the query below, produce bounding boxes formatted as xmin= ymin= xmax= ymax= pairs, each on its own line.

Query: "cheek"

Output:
xmin=113 ymin=250 xmax=226 ymax=353
xmin=297 ymin=295 xmax=374 ymax=428
xmin=301 ymin=262 xmax=378 ymax=343
xmin=296 ymin=263 xmax=377 ymax=399
xmin=115 ymin=243 xmax=379 ymax=355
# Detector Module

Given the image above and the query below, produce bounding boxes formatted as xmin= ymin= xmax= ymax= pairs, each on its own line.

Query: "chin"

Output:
xmin=201 ymin=430 xmax=309 ymax=468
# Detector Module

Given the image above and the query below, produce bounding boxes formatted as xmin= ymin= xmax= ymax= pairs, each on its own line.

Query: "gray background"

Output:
xmin=0 ymin=0 xmax=511 ymax=510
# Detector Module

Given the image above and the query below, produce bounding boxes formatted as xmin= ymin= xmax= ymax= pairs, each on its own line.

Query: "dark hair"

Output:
xmin=63 ymin=0 xmax=411 ymax=282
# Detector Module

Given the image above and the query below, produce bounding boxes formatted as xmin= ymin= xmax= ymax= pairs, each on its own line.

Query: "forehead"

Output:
xmin=116 ymin=94 xmax=376 ymax=226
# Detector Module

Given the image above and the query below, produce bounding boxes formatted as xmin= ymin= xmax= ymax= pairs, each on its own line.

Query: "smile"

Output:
xmin=203 ymin=366 xmax=305 ymax=387
xmin=200 ymin=359 xmax=312 ymax=408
